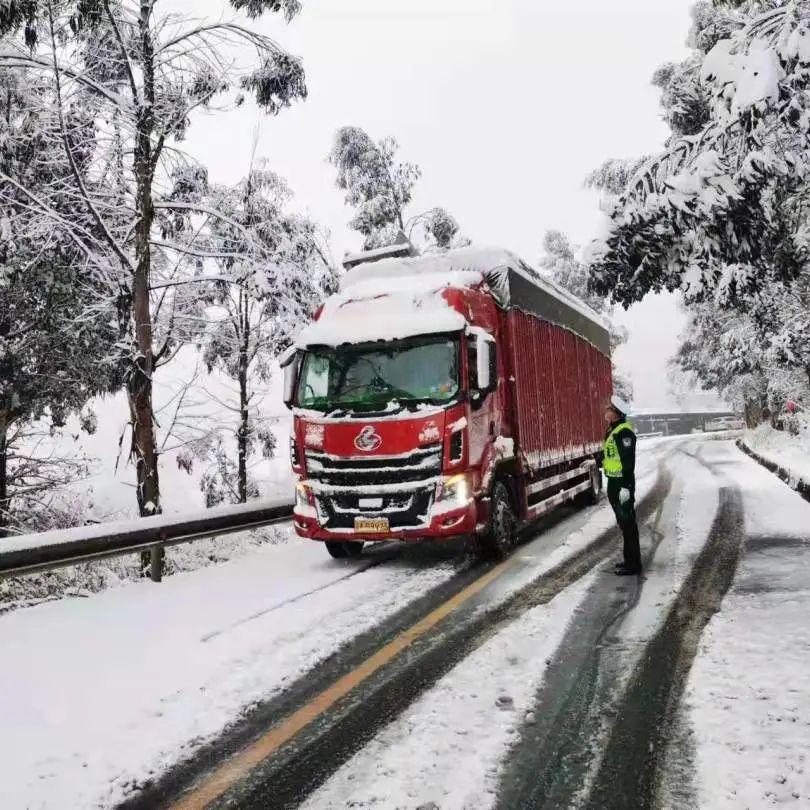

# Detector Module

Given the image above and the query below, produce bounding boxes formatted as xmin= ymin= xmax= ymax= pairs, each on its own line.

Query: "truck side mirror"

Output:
xmin=476 ymin=333 xmax=493 ymax=392
xmin=280 ymin=346 xmax=300 ymax=409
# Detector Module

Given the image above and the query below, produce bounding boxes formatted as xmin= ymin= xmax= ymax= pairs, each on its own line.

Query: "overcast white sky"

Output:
xmin=182 ymin=0 xmax=725 ymax=411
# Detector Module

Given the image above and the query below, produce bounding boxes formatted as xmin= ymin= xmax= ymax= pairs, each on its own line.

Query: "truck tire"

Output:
xmin=576 ymin=464 xmax=602 ymax=507
xmin=585 ymin=464 xmax=603 ymax=505
xmin=481 ymin=481 xmax=516 ymax=559
xmin=325 ymin=540 xmax=364 ymax=559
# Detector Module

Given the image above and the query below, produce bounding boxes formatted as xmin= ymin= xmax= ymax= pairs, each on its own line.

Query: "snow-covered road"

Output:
xmin=301 ymin=439 xmax=810 ymax=810
xmin=677 ymin=440 xmax=810 ymax=810
xmin=2 ymin=437 xmax=807 ymax=810
xmin=0 ymin=536 xmax=465 ymax=808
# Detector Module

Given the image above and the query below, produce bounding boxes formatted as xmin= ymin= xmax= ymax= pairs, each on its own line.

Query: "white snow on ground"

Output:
xmin=617 ymin=446 xmax=719 ymax=643
xmin=304 ymin=441 xmax=678 ymax=810
xmin=684 ymin=442 xmax=810 ymax=809
xmin=0 ymin=434 xmax=675 ymax=808
xmin=744 ymin=418 xmax=810 ymax=487
xmin=302 ymin=575 xmax=595 ymax=810
xmin=0 ymin=530 xmax=460 ymax=809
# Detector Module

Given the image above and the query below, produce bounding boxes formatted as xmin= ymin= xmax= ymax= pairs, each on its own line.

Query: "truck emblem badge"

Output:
xmin=419 ymin=421 xmax=441 ymax=444
xmin=354 ymin=425 xmax=382 ymax=452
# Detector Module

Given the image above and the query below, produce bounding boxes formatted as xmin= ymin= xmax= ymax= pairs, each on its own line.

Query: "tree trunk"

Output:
xmin=744 ymin=399 xmax=760 ymax=429
xmin=0 ymin=417 xmax=8 ymax=538
xmin=237 ymin=367 xmax=249 ymax=503
xmin=130 ymin=2 xmax=161 ymax=575
xmin=237 ymin=290 xmax=250 ymax=503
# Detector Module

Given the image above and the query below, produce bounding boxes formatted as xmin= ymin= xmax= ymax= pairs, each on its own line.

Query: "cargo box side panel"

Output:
xmin=507 ymin=309 xmax=611 ymax=473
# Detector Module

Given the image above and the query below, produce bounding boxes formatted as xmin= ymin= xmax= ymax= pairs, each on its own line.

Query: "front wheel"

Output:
xmin=480 ymin=481 xmax=516 ymax=559
xmin=325 ymin=540 xmax=365 ymax=559
xmin=577 ymin=464 xmax=602 ymax=506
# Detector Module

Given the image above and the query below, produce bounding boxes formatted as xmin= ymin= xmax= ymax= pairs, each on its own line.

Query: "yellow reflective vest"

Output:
xmin=603 ymin=421 xmax=634 ymax=479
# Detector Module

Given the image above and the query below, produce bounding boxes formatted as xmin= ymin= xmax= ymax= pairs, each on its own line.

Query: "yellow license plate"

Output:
xmin=354 ymin=517 xmax=390 ymax=534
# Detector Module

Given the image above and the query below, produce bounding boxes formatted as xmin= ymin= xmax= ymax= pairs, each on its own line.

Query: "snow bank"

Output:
xmin=743 ymin=418 xmax=810 ymax=491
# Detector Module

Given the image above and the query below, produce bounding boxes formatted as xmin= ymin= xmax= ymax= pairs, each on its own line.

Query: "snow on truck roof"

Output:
xmin=295 ymin=247 xmax=611 ymax=355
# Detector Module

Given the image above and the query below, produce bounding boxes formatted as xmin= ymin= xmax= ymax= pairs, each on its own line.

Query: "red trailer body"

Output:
xmin=283 ymin=248 xmax=612 ymax=557
xmin=505 ymin=309 xmax=611 ymax=521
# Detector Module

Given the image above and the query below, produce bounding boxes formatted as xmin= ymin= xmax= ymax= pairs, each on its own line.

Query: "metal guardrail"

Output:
xmin=0 ymin=498 xmax=294 ymax=583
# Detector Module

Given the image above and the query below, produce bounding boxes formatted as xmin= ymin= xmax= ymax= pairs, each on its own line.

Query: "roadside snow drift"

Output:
xmin=0 ymin=532 xmax=460 ymax=809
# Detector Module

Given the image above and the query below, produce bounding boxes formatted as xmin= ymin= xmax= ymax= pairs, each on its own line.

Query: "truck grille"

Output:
xmin=304 ymin=445 xmax=442 ymax=487
xmin=305 ymin=445 xmax=442 ymax=530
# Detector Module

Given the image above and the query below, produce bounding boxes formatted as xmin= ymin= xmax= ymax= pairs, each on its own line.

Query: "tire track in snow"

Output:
xmin=151 ymin=469 xmax=672 ymax=810
xmin=200 ymin=542 xmax=402 ymax=642
xmin=584 ymin=481 xmax=744 ymax=809
xmin=496 ymin=443 xmax=745 ymax=810
xmin=494 ymin=482 xmax=672 ymax=810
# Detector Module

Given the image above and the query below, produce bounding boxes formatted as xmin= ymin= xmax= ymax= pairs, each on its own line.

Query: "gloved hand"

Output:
xmin=619 ymin=487 xmax=631 ymax=505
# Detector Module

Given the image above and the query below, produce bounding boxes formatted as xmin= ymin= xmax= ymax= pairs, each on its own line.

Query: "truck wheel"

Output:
xmin=325 ymin=541 xmax=364 ymax=559
xmin=482 ymin=481 xmax=516 ymax=559
xmin=584 ymin=465 xmax=602 ymax=505
xmin=575 ymin=465 xmax=602 ymax=507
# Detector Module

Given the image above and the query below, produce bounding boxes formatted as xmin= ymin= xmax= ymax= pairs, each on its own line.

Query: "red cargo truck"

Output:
xmin=282 ymin=248 xmax=612 ymax=559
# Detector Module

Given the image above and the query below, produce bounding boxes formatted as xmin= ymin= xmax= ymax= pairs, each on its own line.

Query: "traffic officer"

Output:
xmin=603 ymin=397 xmax=642 ymax=576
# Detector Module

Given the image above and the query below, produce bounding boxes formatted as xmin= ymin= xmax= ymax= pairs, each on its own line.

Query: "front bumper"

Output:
xmin=292 ymin=499 xmax=477 ymax=543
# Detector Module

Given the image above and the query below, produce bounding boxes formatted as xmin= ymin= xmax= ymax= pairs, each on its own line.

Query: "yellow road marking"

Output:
xmin=173 ymin=556 xmax=516 ymax=809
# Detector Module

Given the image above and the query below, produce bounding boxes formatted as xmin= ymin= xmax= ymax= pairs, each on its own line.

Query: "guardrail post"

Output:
xmin=150 ymin=545 xmax=164 ymax=583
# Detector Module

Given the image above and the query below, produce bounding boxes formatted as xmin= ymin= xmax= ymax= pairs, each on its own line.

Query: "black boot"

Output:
xmin=615 ymin=564 xmax=642 ymax=576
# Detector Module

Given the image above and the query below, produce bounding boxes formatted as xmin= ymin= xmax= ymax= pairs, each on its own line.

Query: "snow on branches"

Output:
xmin=0 ymin=0 xmax=308 ymax=525
xmin=589 ymin=0 xmax=810 ymax=412
xmin=166 ymin=160 xmax=336 ymax=506
xmin=589 ymin=1 xmax=810 ymax=309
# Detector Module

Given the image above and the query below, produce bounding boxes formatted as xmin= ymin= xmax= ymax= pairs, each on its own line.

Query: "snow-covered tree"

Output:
xmin=588 ymin=1 xmax=807 ymax=309
xmin=0 ymin=0 xmax=307 ymax=527
xmin=173 ymin=162 xmax=336 ymax=505
xmin=540 ymin=230 xmax=634 ymax=403
xmin=328 ymin=125 xmax=467 ymax=251
xmin=0 ymin=67 xmax=120 ymax=534
xmin=671 ymin=301 xmax=768 ymax=425
xmin=586 ymin=1 xmax=810 ymax=411
xmin=1 ymin=420 xmax=96 ymax=533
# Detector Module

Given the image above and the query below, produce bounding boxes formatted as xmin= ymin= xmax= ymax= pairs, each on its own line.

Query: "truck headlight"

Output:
xmin=436 ymin=473 xmax=469 ymax=505
xmin=295 ymin=483 xmax=312 ymax=508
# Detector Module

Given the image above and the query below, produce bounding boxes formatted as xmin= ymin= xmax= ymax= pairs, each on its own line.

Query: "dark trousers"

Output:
xmin=607 ymin=479 xmax=641 ymax=571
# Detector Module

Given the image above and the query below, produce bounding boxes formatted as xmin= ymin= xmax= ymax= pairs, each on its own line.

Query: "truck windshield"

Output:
xmin=296 ymin=336 xmax=460 ymax=412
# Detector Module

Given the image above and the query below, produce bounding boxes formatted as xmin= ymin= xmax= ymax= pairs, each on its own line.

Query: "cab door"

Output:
xmin=466 ymin=333 xmax=499 ymax=467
